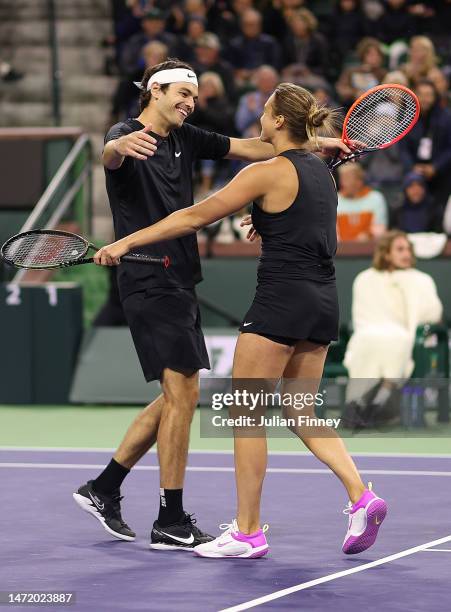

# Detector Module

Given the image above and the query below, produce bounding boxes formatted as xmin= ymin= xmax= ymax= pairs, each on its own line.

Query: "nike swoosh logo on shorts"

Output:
xmin=158 ymin=531 xmax=194 ymax=544
xmin=88 ymin=491 xmax=104 ymax=511
xmin=175 ymin=152 xmax=181 ymax=157
xmin=243 ymin=322 xmax=253 ymax=327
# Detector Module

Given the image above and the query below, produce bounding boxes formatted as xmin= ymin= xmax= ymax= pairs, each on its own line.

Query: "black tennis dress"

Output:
xmin=239 ymin=149 xmax=339 ymax=345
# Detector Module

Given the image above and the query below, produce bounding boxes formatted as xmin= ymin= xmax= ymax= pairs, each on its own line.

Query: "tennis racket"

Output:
xmin=0 ymin=229 xmax=170 ymax=270
xmin=328 ymin=83 xmax=420 ymax=170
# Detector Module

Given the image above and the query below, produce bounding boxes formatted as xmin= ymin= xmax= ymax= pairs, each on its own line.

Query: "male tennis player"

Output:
xmin=73 ymin=59 xmax=352 ymax=550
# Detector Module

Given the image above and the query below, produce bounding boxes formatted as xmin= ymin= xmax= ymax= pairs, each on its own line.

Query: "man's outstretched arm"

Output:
xmin=102 ymin=124 xmax=157 ymax=170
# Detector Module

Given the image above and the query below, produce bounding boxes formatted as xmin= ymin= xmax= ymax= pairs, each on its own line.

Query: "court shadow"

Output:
xmin=91 ymin=540 xmax=129 ymax=549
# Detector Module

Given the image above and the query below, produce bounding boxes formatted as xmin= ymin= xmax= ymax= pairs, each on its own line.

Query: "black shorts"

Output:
xmin=250 ymin=332 xmax=330 ymax=347
xmin=121 ymin=287 xmax=210 ymax=382
xmin=239 ymin=277 xmax=339 ymax=345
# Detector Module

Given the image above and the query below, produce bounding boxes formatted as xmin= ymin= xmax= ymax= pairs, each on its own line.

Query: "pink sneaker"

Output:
xmin=194 ymin=519 xmax=269 ymax=559
xmin=342 ymin=483 xmax=387 ymax=555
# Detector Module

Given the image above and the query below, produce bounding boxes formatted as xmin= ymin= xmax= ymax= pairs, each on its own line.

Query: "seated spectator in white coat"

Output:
xmin=344 ymin=230 xmax=443 ymax=409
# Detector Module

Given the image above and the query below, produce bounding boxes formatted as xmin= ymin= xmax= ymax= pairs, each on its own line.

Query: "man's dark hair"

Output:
xmin=138 ymin=58 xmax=194 ymax=112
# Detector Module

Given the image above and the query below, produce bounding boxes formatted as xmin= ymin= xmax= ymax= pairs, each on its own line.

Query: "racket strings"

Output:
xmin=346 ymin=87 xmax=418 ymax=149
xmin=2 ymin=233 xmax=87 ymax=268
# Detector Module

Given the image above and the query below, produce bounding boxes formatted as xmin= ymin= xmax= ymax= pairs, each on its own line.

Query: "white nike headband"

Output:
xmin=133 ymin=68 xmax=198 ymax=91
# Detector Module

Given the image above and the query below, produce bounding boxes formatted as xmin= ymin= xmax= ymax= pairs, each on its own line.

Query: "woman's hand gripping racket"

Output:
xmin=328 ymin=83 xmax=420 ymax=170
xmin=0 ymin=229 xmax=170 ymax=270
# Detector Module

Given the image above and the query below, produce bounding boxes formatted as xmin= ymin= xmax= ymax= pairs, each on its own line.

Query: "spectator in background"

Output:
xmin=401 ymin=36 xmax=449 ymax=104
xmin=226 ymin=8 xmax=282 ymax=84
xmin=336 ymin=37 xmax=386 ymax=106
xmin=182 ymin=0 xmax=208 ymax=21
xmin=207 ymin=0 xmax=255 ymax=42
xmin=189 ymin=71 xmax=235 ymax=194
xmin=175 ymin=16 xmax=207 ymax=63
xmin=235 ymin=65 xmax=279 ymax=135
xmin=281 ymin=8 xmax=329 ymax=83
xmin=361 ymin=69 xmax=407 ymax=205
xmin=337 ymin=163 xmax=388 ymax=241
xmin=170 ymin=0 xmax=208 ymax=35
xmin=430 ymin=0 xmax=451 ymax=42
xmin=390 ymin=172 xmax=443 ymax=233
xmin=384 ymin=68 xmax=408 ymax=84
xmin=261 ymin=0 xmax=307 ymax=41
xmin=189 ymin=71 xmax=235 ymax=136
xmin=192 ymin=32 xmax=237 ymax=102
xmin=120 ymin=9 xmax=176 ymax=78
xmin=111 ymin=40 xmax=169 ymax=122
xmin=406 ymin=0 xmax=437 ymax=35
xmin=106 ymin=0 xmax=145 ymax=74
xmin=343 ymin=231 xmax=442 ymax=426
xmin=310 ymin=83 xmax=339 ymax=109
xmin=375 ymin=0 xmax=416 ymax=45
xmin=142 ymin=40 xmax=169 ymax=70
xmin=399 ymin=80 xmax=451 ymax=212
xmin=329 ymin=0 xmax=369 ymax=73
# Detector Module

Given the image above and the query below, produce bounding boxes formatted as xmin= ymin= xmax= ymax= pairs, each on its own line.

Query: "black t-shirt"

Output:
xmin=104 ymin=119 xmax=230 ymax=300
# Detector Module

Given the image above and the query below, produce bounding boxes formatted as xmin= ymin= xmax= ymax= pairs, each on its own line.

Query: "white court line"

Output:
xmin=219 ymin=535 xmax=451 ymax=612
xmin=1 ymin=446 xmax=451 ymax=459
xmin=421 ymin=549 xmax=451 ymax=552
xmin=1 ymin=463 xmax=451 ymax=477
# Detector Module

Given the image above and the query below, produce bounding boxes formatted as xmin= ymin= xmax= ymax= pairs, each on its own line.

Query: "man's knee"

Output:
xmin=166 ymin=387 xmax=199 ymax=412
xmin=162 ymin=369 xmax=200 ymax=412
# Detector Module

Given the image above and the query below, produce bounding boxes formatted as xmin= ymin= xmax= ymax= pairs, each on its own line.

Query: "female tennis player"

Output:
xmin=94 ymin=83 xmax=387 ymax=558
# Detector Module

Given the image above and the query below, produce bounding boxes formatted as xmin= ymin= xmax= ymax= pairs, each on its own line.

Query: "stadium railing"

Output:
xmin=0 ymin=127 xmax=92 ymax=283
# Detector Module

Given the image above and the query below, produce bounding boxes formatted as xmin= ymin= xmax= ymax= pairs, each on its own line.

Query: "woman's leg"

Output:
xmin=282 ymin=340 xmax=365 ymax=503
xmin=232 ymin=333 xmax=294 ymax=533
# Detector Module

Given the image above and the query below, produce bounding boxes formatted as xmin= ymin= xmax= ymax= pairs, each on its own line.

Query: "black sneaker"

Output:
xmin=73 ymin=480 xmax=136 ymax=541
xmin=150 ymin=512 xmax=214 ymax=550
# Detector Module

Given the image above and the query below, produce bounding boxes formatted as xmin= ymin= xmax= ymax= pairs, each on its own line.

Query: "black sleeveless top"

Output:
xmin=252 ymin=149 xmax=337 ymax=283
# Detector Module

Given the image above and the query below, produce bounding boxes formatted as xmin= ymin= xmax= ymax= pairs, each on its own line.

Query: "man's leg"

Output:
xmin=114 ymin=395 xmax=163 ymax=467
xmin=93 ymin=394 xmax=164 ymax=496
xmin=73 ymin=394 xmax=163 ymax=541
xmin=157 ymin=368 xmax=198 ymax=490
xmin=149 ymin=367 xmax=215 ymax=550
xmin=152 ymin=369 xmax=197 ymax=528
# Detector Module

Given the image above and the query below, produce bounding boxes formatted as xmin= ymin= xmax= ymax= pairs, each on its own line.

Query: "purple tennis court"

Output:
xmin=1 ymin=449 xmax=450 ymax=611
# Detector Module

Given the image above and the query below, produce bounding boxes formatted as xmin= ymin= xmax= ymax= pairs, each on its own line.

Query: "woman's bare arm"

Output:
xmin=94 ymin=161 xmax=273 ymax=265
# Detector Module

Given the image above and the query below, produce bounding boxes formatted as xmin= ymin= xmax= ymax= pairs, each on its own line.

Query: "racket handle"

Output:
xmin=122 ymin=253 xmax=170 ymax=268
xmin=328 ymin=149 xmax=370 ymax=170
xmin=71 ymin=254 xmax=171 ymax=268
xmin=328 ymin=149 xmax=341 ymax=170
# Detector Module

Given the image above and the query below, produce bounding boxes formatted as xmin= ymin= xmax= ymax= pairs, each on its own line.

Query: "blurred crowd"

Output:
xmin=104 ymin=0 xmax=451 ymax=242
